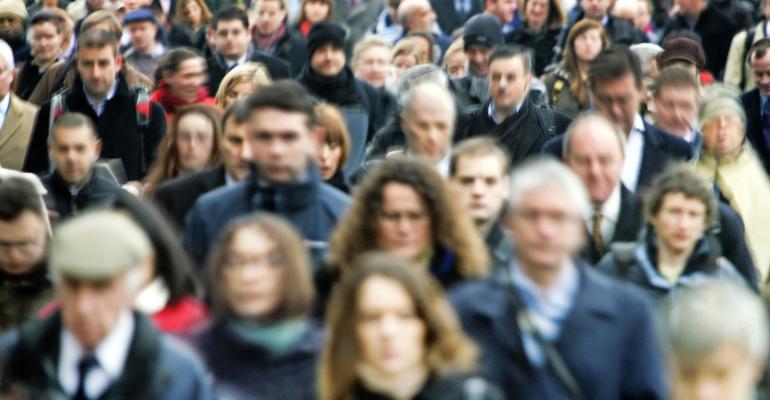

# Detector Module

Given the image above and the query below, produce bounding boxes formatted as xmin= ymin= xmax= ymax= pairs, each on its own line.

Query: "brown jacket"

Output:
xmin=27 ymin=60 xmax=153 ymax=105
xmin=0 ymin=94 xmax=39 ymax=170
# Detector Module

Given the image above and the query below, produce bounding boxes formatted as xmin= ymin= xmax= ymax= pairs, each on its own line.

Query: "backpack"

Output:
xmin=535 ymin=104 xmax=558 ymax=141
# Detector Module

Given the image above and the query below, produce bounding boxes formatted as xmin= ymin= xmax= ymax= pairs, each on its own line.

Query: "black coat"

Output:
xmin=739 ymin=88 xmax=770 ymax=175
xmin=581 ymin=185 xmax=643 ymax=265
xmin=506 ymin=24 xmax=562 ymax=77
xmin=13 ymin=61 xmax=44 ymax=101
xmin=0 ymin=266 xmax=52 ymax=335
xmin=430 ymin=0 xmax=482 ymax=36
xmin=542 ymin=120 xmax=692 ymax=190
xmin=206 ymin=49 xmax=292 ymax=96
xmin=353 ymin=374 xmax=503 ymax=400
xmin=661 ymin=5 xmax=737 ymax=78
xmin=167 ymin=24 xmax=207 ymax=50
xmin=152 ymin=164 xmax=227 ymax=229
xmin=23 ymin=74 xmax=168 ymax=181
xmin=41 ymin=171 xmax=123 ymax=219
xmin=271 ymin=30 xmax=307 ymax=76
xmin=450 ymin=74 xmax=490 ymax=109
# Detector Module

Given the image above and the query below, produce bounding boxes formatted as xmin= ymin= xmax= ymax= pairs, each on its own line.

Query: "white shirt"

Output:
xmin=620 ymin=114 xmax=645 ymax=192
xmin=435 ymin=151 xmax=451 ymax=177
xmin=84 ymin=80 xmax=118 ymax=116
xmin=0 ymin=94 xmax=11 ymax=132
xmin=586 ymin=184 xmax=621 ymax=244
xmin=58 ymin=311 xmax=134 ymax=399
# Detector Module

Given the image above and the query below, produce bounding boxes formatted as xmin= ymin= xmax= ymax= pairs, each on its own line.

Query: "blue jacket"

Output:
xmin=449 ymin=261 xmax=666 ymax=400
xmin=183 ymin=164 xmax=350 ymax=267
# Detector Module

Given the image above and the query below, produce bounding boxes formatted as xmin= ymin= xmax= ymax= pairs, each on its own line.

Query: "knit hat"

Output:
xmin=658 ymin=37 xmax=706 ymax=71
xmin=0 ymin=0 xmax=26 ymax=20
xmin=463 ymin=14 xmax=502 ymax=51
xmin=123 ymin=8 xmax=158 ymax=25
xmin=307 ymin=22 xmax=346 ymax=58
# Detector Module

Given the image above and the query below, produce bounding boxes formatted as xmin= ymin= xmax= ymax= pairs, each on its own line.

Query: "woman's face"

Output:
xmin=526 ymin=0 xmax=550 ymax=29
xmin=393 ymin=54 xmax=417 ymax=79
xmin=224 ymin=81 xmax=257 ymax=109
xmin=183 ymin=0 xmax=202 ymax=27
xmin=356 ymin=276 xmax=426 ymax=377
xmin=444 ymin=50 xmax=467 ymax=79
xmin=304 ymin=0 xmax=330 ymax=23
xmin=376 ymin=183 xmax=432 ymax=262
xmin=314 ymin=135 xmax=342 ymax=180
xmin=176 ymin=112 xmax=215 ymax=172
xmin=701 ymin=113 xmax=745 ymax=158
xmin=222 ymin=227 xmax=283 ymax=319
xmin=573 ymin=28 xmax=603 ymax=63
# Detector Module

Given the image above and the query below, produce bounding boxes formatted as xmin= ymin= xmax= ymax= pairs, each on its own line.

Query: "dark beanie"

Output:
xmin=463 ymin=14 xmax=502 ymax=51
xmin=658 ymin=37 xmax=706 ymax=71
xmin=307 ymin=22 xmax=346 ymax=58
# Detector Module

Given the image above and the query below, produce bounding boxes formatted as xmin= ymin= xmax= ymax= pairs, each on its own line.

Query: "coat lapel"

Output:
xmin=0 ymin=96 xmax=25 ymax=149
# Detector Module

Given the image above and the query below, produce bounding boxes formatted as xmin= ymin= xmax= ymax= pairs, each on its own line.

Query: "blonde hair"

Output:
xmin=215 ymin=62 xmax=272 ymax=107
xmin=391 ymin=37 xmax=427 ymax=65
xmin=352 ymin=35 xmax=392 ymax=65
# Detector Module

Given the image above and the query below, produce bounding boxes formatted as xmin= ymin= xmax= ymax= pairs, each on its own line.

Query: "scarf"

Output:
xmin=254 ymin=22 xmax=286 ymax=54
xmin=150 ymin=81 xmax=214 ymax=116
xmin=227 ymin=317 xmax=309 ymax=358
xmin=298 ymin=64 xmax=361 ymax=106
xmin=298 ymin=19 xmax=313 ymax=38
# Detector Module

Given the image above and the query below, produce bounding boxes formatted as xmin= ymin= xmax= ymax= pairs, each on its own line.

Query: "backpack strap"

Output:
xmin=536 ymin=104 xmax=557 ymax=140
xmin=609 ymin=241 xmax=638 ymax=280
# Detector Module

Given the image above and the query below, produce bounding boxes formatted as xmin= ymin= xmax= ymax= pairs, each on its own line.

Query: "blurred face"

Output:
xmin=401 ymin=98 xmax=454 ymax=164
xmin=31 ymin=21 xmax=62 ymax=64
xmin=0 ymin=14 xmax=23 ymax=40
xmin=163 ymin=58 xmax=206 ymax=102
xmin=183 ymin=0 xmax=202 ymax=27
xmin=0 ymin=211 xmax=47 ymax=276
xmin=634 ymin=0 xmax=651 ymax=28
xmin=507 ymin=186 xmax=585 ymax=272
xmin=353 ymin=45 xmax=391 ymax=88
xmin=580 ymin=0 xmax=610 ymax=19
xmin=393 ymin=54 xmax=417 ymax=78
xmin=221 ymin=118 xmax=252 ymax=181
xmin=215 ymin=19 xmax=249 ymax=59
xmin=311 ymin=43 xmax=346 ymax=78
xmin=304 ymin=0 xmax=330 ymax=23
xmin=444 ymin=50 xmax=467 ymax=78
xmin=127 ymin=21 xmax=158 ymax=52
xmin=176 ymin=112 xmax=215 ymax=172
xmin=50 ymin=125 xmax=101 ymax=187
xmin=377 ymin=183 xmax=432 ymax=262
xmin=590 ymin=73 xmax=641 ymax=135
xmin=750 ymin=50 xmax=770 ymax=97
xmin=222 ymin=227 xmax=283 ymax=319
xmin=487 ymin=0 xmax=518 ymax=23
xmin=573 ymin=28 xmax=603 ymax=63
xmin=525 ymin=0 xmax=549 ymax=30
xmin=76 ymin=45 xmax=122 ymax=101
xmin=248 ymin=108 xmax=314 ymax=183
xmin=315 ymin=135 xmax=342 ymax=180
xmin=675 ymin=0 xmax=706 ymax=17
xmin=255 ymin=0 xmax=287 ymax=36
xmin=670 ymin=343 xmax=760 ymax=400
xmin=409 ymin=2 xmax=436 ymax=31
xmin=59 ymin=272 xmax=135 ymax=350
xmin=451 ymin=155 xmax=509 ymax=226
xmin=701 ymin=114 xmax=744 ymax=159
xmin=224 ymin=81 xmax=256 ymax=109
xmin=466 ymin=44 xmax=491 ymax=76
xmin=565 ymin=121 xmax=624 ymax=205
xmin=650 ymin=192 xmax=707 ymax=255
xmin=654 ymin=85 xmax=699 ymax=138
xmin=489 ymin=55 xmax=532 ymax=112
xmin=356 ymin=276 xmax=426 ymax=377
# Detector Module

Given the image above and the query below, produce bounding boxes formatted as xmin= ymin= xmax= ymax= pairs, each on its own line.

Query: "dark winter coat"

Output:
xmin=41 ymin=171 xmax=123 ymax=218
xmin=506 ymin=23 xmax=562 ymax=77
xmin=353 ymin=373 xmax=504 ymax=400
xmin=268 ymin=29 xmax=308 ymax=76
xmin=0 ymin=266 xmax=53 ymax=335
xmin=12 ymin=61 xmax=46 ymax=101
xmin=485 ymin=221 xmax=514 ymax=278
xmin=739 ymin=88 xmax=770 ymax=175
xmin=152 ymin=164 xmax=227 ymax=229
xmin=542 ymin=64 xmax=585 ymax=117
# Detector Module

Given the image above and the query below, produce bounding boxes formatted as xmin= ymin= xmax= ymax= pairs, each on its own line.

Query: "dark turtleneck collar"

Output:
xmin=246 ymin=160 xmax=326 ymax=211
xmin=297 ymin=64 xmax=361 ymax=106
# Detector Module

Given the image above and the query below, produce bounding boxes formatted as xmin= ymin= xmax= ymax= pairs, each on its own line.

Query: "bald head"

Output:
xmin=397 ymin=0 xmax=435 ymax=31
xmin=564 ymin=114 xmax=626 ymax=205
xmin=400 ymin=82 xmax=456 ymax=163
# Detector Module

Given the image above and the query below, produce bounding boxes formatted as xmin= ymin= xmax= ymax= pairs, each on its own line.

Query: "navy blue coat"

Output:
xmin=449 ymin=262 xmax=666 ymax=400
xmin=739 ymin=88 xmax=770 ymax=175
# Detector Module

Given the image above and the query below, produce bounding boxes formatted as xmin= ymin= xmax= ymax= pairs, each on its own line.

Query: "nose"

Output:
xmin=397 ymin=217 xmax=413 ymax=235
xmin=74 ymin=289 xmax=96 ymax=317
xmin=239 ymin=143 xmax=253 ymax=162
xmin=471 ymin=179 xmax=485 ymax=196
xmin=379 ymin=314 xmax=400 ymax=337
xmin=319 ymin=145 xmax=330 ymax=162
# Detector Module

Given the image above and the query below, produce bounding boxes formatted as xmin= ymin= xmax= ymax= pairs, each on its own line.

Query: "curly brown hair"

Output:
xmin=327 ymin=158 xmax=489 ymax=278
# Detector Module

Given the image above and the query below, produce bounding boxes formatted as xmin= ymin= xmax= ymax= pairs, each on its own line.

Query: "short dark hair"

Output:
xmin=154 ymin=47 xmax=202 ymax=89
xmin=30 ymin=10 xmax=63 ymax=32
xmin=211 ymin=5 xmax=249 ymax=31
xmin=243 ymin=80 xmax=315 ymax=126
xmin=651 ymin=65 xmax=699 ymax=98
xmin=221 ymin=97 xmax=251 ymax=130
xmin=0 ymin=178 xmax=43 ymax=221
xmin=487 ymin=44 xmax=532 ymax=74
xmin=748 ymin=38 xmax=770 ymax=64
xmin=50 ymin=112 xmax=97 ymax=143
xmin=643 ymin=163 xmax=717 ymax=226
xmin=77 ymin=28 xmax=119 ymax=56
xmin=450 ymin=137 xmax=510 ymax=176
xmin=588 ymin=45 xmax=643 ymax=91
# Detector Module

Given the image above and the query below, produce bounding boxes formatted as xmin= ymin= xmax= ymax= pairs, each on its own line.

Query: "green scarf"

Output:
xmin=227 ymin=317 xmax=309 ymax=358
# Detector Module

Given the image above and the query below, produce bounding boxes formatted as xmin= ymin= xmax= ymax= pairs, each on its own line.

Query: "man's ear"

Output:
xmin=93 ymin=138 xmax=102 ymax=160
xmin=115 ymin=54 xmax=124 ymax=72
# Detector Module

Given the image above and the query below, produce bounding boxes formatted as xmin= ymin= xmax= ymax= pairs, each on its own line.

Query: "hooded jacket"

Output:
xmin=41 ymin=171 xmax=123 ymax=218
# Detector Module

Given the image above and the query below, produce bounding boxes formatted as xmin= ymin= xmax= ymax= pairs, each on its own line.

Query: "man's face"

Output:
xmin=401 ymin=96 xmax=454 ymax=164
xmin=0 ymin=211 xmax=47 ymax=276
xmin=590 ymin=73 xmax=641 ymax=135
xmin=580 ymin=0 xmax=611 ymax=19
xmin=650 ymin=192 xmax=707 ymax=254
xmin=127 ymin=21 xmax=157 ymax=52
xmin=59 ymin=272 xmax=135 ymax=350
xmin=0 ymin=14 xmax=24 ymax=40
xmin=466 ymin=44 xmax=491 ymax=76
xmin=675 ymin=0 xmax=706 ymax=17
xmin=451 ymin=155 xmax=510 ymax=227
xmin=486 ymin=0 xmax=518 ymax=23
xmin=50 ymin=126 xmax=101 ymax=187
xmin=76 ymin=45 xmax=122 ymax=100
xmin=409 ymin=1 xmax=436 ymax=31
xmin=565 ymin=120 xmax=624 ymax=205
xmin=507 ymin=186 xmax=585 ymax=271
xmin=353 ymin=45 xmax=391 ymax=88
xmin=654 ymin=85 xmax=699 ymax=138
xmin=31 ymin=21 xmax=62 ymax=64
xmin=750 ymin=50 xmax=770 ymax=97
xmin=254 ymin=0 xmax=286 ymax=36
xmin=221 ymin=118 xmax=252 ymax=181
xmin=248 ymin=108 xmax=314 ymax=183
xmin=489 ymin=56 xmax=531 ymax=111
xmin=670 ymin=343 xmax=761 ymax=400
xmin=163 ymin=57 xmax=206 ymax=101
xmin=310 ymin=43 xmax=346 ymax=78
xmin=215 ymin=19 xmax=249 ymax=59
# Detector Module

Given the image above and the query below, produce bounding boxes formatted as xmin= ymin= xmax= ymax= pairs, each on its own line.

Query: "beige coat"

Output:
xmin=0 ymin=94 xmax=40 ymax=171
xmin=724 ymin=21 xmax=768 ymax=92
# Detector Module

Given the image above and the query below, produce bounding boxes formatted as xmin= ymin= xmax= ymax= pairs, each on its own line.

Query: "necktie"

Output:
xmin=761 ymin=99 xmax=770 ymax=152
xmin=592 ymin=209 xmax=605 ymax=257
xmin=74 ymin=354 xmax=99 ymax=400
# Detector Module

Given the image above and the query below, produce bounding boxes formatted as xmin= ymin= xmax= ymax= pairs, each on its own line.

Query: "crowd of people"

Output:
xmin=0 ymin=0 xmax=768 ymax=397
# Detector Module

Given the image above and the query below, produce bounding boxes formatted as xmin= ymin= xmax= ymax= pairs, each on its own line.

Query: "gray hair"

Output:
xmin=0 ymin=39 xmax=14 ymax=71
xmin=394 ymin=63 xmax=449 ymax=98
xmin=662 ymin=281 xmax=768 ymax=362
xmin=697 ymin=95 xmax=746 ymax=132
xmin=508 ymin=158 xmax=592 ymax=220
xmin=399 ymin=80 xmax=456 ymax=122
xmin=562 ymin=112 xmax=626 ymax=158
xmin=630 ymin=43 xmax=662 ymax=76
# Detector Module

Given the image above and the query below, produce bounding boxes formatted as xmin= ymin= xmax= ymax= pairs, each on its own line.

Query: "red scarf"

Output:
xmin=299 ymin=19 xmax=313 ymax=38
xmin=150 ymin=82 xmax=216 ymax=118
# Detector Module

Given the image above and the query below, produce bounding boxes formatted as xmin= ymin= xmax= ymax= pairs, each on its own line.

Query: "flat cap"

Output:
xmin=123 ymin=8 xmax=157 ymax=25
xmin=49 ymin=210 xmax=151 ymax=280
xmin=0 ymin=0 xmax=26 ymax=20
xmin=658 ymin=37 xmax=706 ymax=71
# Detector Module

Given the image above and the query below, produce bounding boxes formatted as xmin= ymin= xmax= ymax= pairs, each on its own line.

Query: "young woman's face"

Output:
xmin=314 ymin=135 xmax=342 ymax=180
xmin=224 ymin=81 xmax=257 ymax=109
xmin=356 ymin=276 xmax=427 ymax=376
xmin=573 ymin=28 xmax=603 ymax=63
xmin=183 ymin=0 xmax=202 ymax=27
xmin=175 ymin=112 xmax=215 ymax=172
xmin=376 ymin=183 xmax=432 ymax=262
xmin=304 ymin=0 xmax=330 ymax=23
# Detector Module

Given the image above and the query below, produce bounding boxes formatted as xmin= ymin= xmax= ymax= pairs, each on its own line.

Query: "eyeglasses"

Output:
xmin=222 ymin=252 xmax=282 ymax=271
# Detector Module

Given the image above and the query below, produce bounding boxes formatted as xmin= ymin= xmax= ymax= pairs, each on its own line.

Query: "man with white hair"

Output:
xmin=396 ymin=0 xmax=450 ymax=52
xmin=450 ymin=158 xmax=666 ymax=400
xmin=0 ymin=39 xmax=39 ymax=171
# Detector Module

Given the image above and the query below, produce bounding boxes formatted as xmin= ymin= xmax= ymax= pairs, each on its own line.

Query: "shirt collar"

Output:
xmin=0 ymin=94 xmax=11 ymax=116
xmin=83 ymin=80 xmax=118 ymax=111
xmin=509 ymin=256 xmax=579 ymax=311
xmin=488 ymin=99 xmax=525 ymax=125
xmin=60 ymin=310 xmax=134 ymax=380
xmin=598 ymin=183 xmax=621 ymax=223
xmin=631 ymin=113 xmax=645 ymax=134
